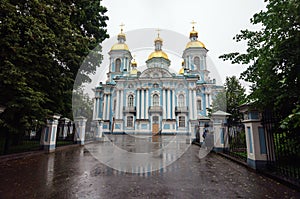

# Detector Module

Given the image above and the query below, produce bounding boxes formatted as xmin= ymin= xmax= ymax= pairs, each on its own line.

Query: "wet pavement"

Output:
xmin=0 ymin=135 xmax=299 ymax=199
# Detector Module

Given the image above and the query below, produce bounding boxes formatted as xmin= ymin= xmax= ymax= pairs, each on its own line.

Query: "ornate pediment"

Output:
xmin=139 ymin=68 xmax=173 ymax=78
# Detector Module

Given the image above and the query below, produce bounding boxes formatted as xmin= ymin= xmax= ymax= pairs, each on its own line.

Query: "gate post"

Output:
xmin=211 ymin=111 xmax=231 ymax=152
xmin=74 ymin=116 xmax=87 ymax=145
xmin=95 ymin=119 xmax=104 ymax=141
xmin=40 ymin=114 xmax=61 ymax=152
xmin=240 ymin=104 xmax=268 ymax=169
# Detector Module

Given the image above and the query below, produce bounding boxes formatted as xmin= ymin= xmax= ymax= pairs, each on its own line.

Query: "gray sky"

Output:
xmin=90 ymin=0 xmax=266 ymax=91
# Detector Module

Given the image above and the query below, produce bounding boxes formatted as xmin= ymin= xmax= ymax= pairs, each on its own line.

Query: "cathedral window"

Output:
xmin=197 ymin=99 xmax=202 ymax=111
xmin=115 ymin=58 xmax=121 ymax=72
xmin=194 ymin=56 xmax=200 ymax=71
xmin=200 ymin=56 xmax=205 ymax=70
xmin=153 ymin=116 xmax=159 ymax=124
xmin=153 ymin=94 xmax=159 ymax=106
xmin=178 ymin=94 xmax=185 ymax=107
xmin=179 ymin=116 xmax=185 ymax=127
xmin=127 ymin=116 xmax=133 ymax=127
xmin=128 ymin=95 xmax=134 ymax=107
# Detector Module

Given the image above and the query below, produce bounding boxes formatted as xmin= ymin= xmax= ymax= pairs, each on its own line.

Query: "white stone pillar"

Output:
xmin=40 ymin=114 xmax=60 ymax=152
xmin=120 ymin=90 xmax=123 ymax=119
xmin=74 ymin=116 xmax=87 ymax=145
xmin=141 ymin=90 xmax=144 ymax=119
xmin=146 ymin=89 xmax=149 ymax=119
xmin=103 ymin=95 xmax=107 ymax=120
xmin=189 ymin=89 xmax=192 ymax=119
xmin=240 ymin=106 xmax=268 ymax=170
xmin=137 ymin=90 xmax=140 ymax=119
xmin=116 ymin=90 xmax=119 ymax=119
xmin=107 ymin=94 xmax=110 ymax=120
xmin=167 ymin=89 xmax=171 ymax=119
xmin=172 ymin=89 xmax=175 ymax=119
xmin=95 ymin=120 xmax=104 ymax=141
xmin=206 ymin=93 xmax=209 ymax=109
xmin=193 ymin=90 xmax=197 ymax=119
xmin=163 ymin=89 xmax=166 ymax=119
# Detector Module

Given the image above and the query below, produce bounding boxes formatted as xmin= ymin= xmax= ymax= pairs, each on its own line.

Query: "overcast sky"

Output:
xmin=88 ymin=0 xmax=266 ymax=92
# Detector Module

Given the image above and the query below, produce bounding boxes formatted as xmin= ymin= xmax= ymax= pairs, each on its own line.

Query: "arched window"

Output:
xmin=197 ymin=99 xmax=202 ymax=111
xmin=128 ymin=95 xmax=134 ymax=107
xmin=179 ymin=116 xmax=185 ymax=127
xmin=115 ymin=58 xmax=121 ymax=72
xmin=153 ymin=94 xmax=159 ymax=106
xmin=178 ymin=94 xmax=185 ymax=107
xmin=127 ymin=116 xmax=133 ymax=127
xmin=153 ymin=116 xmax=159 ymax=124
xmin=200 ymin=56 xmax=205 ymax=70
xmin=194 ymin=56 xmax=200 ymax=70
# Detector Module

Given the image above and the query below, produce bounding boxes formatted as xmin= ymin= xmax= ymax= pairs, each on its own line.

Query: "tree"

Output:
xmin=219 ymin=0 xmax=300 ymax=125
xmin=211 ymin=76 xmax=246 ymax=124
xmin=0 ymin=0 xmax=109 ymax=134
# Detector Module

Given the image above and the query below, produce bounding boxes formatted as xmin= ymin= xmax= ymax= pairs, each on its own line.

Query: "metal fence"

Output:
xmin=262 ymin=109 xmax=300 ymax=185
xmin=56 ymin=121 xmax=76 ymax=147
xmin=223 ymin=123 xmax=247 ymax=162
xmin=0 ymin=128 xmax=42 ymax=155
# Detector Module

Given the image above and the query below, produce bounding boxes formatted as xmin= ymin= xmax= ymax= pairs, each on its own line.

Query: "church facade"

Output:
xmin=92 ymin=26 xmax=223 ymax=135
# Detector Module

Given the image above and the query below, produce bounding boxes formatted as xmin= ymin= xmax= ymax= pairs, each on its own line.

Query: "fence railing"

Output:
xmin=223 ymin=124 xmax=247 ymax=162
xmin=262 ymin=109 xmax=300 ymax=185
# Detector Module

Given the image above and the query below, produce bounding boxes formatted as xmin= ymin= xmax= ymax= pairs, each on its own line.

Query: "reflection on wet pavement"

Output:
xmin=0 ymin=135 xmax=299 ymax=199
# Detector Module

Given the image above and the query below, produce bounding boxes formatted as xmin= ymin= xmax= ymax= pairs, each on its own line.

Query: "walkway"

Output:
xmin=0 ymin=135 xmax=299 ymax=198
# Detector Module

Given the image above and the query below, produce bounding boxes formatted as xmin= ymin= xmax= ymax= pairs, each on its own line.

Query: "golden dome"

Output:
xmin=131 ymin=59 xmax=137 ymax=66
xmin=148 ymin=50 xmax=169 ymax=60
xmin=111 ymin=43 xmax=129 ymax=51
xmin=185 ymin=40 xmax=206 ymax=49
xmin=179 ymin=67 xmax=184 ymax=74
xmin=130 ymin=69 xmax=138 ymax=75
xmin=155 ymin=36 xmax=163 ymax=42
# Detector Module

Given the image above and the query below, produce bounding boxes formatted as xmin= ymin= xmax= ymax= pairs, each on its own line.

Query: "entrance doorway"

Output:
xmin=152 ymin=116 xmax=159 ymax=135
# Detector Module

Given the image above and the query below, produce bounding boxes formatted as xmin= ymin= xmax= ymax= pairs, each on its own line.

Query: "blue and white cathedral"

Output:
xmin=92 ymin=26 xmax=223 ymax=135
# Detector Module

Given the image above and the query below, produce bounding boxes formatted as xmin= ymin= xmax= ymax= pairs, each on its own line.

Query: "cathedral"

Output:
xmin=92 ymin=26 xmax=223 ymax=135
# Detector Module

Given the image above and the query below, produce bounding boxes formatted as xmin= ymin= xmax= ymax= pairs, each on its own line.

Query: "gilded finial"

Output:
xmin=191 ymin=20 xmax=196 ymax=31
xmin=120 ymin=23 xmax=125 ymax=33
xmin=156 ymin=28 xmax=161 ymax=38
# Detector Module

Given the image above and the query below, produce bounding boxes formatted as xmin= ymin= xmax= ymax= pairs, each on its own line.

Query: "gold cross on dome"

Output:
xmin=156 ymin=28 xmax=161 ymax=37
xmin=120 ymin=23 xmax=125 ymax=33
xmin=191 ymin=20 xmax=197 ymax=30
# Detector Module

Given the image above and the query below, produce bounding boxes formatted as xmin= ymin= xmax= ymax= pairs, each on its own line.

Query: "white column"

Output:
xmin=193 ymin=90 xmax=197 ymax=120
xmin=137 ymin=90 xmax=140 ymax=119
xmin=116 ymin=90 xmax=119 ymax=119
xmin=163 ymin=89 xmax=166 ymax=119
xmin=167 ymin=89 xmax=171 ymax=119
xmin=120 ymin=90 xmax=123 ymax=119
xmin=146 ymin=89 xmax=149 ymax=119
xmin=209 ymin=93 xmax=212 ymax=108
xmin=206 ymin=93 xmax=209 ymax=109
xmin=189 ymin=89 xmax=192 ymax=119
xmin=141 ymin=90 xmax=144 ymax=119
xmin=107 ymin=94 xmax=110 ymax=120
xmin=103 ymin=95 xmax=107 ymax=120
xmin=172 ymin=89 xmax=175 ymax=119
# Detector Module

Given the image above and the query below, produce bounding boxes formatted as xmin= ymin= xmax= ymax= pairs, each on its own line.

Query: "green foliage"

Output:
xmin=211 ymin=76 xmax=246 ymax=124
xmin=0 ymin=0 xmax=109 ymax=134
xmin=219 ymin=0 xmax=300 ymax=124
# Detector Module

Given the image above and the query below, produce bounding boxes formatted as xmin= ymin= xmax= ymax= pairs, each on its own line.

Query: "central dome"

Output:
xmin=111 ymin=43 xmax=129 ymax=51
xmin=185 ymin=40 xmax=206 ymax=49
xmin=148 ymin=50 xmax=169 ymax=60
